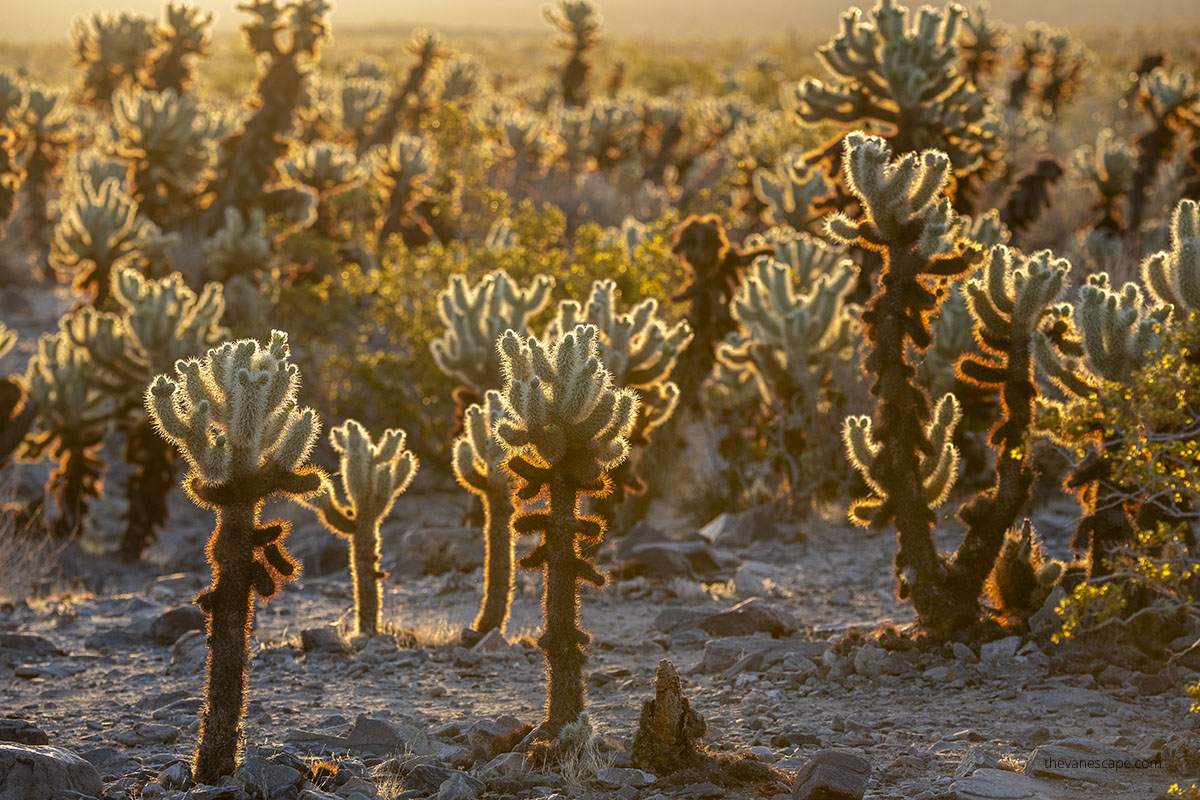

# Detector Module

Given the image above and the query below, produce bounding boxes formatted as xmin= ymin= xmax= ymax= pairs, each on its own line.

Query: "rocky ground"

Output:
xmin=1 ymin=478 xmax=1198 ymax=800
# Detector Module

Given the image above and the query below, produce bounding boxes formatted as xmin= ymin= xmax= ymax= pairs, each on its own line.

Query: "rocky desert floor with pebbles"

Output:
xmin=2 ymin=473 xmax=1198 ymax=800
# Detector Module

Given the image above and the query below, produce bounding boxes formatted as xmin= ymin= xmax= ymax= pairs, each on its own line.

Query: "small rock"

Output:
xmin=395 ymin=526 xmax=483 ymax=575
xmin=158 ymin=760 xmax=193 ymax=790
xmin=235 ymin=755 xmax=302 ymax=795
xmin=853 ymin=645 xmax=905 ymax=678
xmin=171 ymin=630 xmax=207 ymax=669
xmin=924 ymin=666 xmax=950 ymax=682
xmin=682 ymin=781 xmax=724 ymax=798
xmin=615 ymin=521 xmax=669 ymax=560
xmin=595 ymin=767 xmax=657 ymax=788
xmin=734 ymin=561 xmax=786 ymax=597
xmin=403 ymin=764 xmax=453 ymax=793
xmin=184 ymin=786 xmax=250 ymax=800
xmin=1129 ymin=671 xmax=1171 ymax=696
xmin=436 ymin=772 xmax=484 ymax=800
xmin=791 ymin=750 xmax=871 ymax=800
xmin=698 ymin=507 xmax=779 ymax=548
xmin=699 ymin=597 xmax=797 ymax=638
xmin=0 ymin=719 xmax=49 ymax=745
xmin=1027 ymin=587 xmax=1066 ymax=637
xmin=477 ymin=751 xmax=529 ymax=777
xmin=0 ymin=743 xmax=103 ymax=800
xmin=300 ymin=627 xmax=344 ymax=653
xmin=0 ymin=634 xmax=61 ymax=662
xmin=149 ymin=606 xmax=206 ymax=645
xmin=951 ymin=768 xmax=1051 ymax=800
xmin=1097 ymin=665 xmax=1132 ymax=688
xmin=465 ymin=716 xmax=533 ymax=761
xmin=469 ymin=629 xmax=512 ymax=655
xmin=1024 ymin=739 xmax=1142 ymax=784
xmin=84 ymin=627 xmax=149 ymax=652
xmin=952 ymin=643 xmax=977 ymax=663
xmin=979 ymin=637 xmax=1020 ymax=666
xmin=954 ymin=745 xmax=1000 ymax=778
xmin=700 ymin=636 xmax=828 ymax=674
xmin=112 ymin=722 xmax=179 ymax=746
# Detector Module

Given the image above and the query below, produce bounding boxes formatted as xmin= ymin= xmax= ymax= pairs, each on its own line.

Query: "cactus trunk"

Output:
xmin=194 ymin=500 xmax=256 ymax=785
xmin=119 ymin=420 xmax=178 ymax=562
xmin=474 ymin=489 xmax=515 ymax=636
xmin=541 ymin=473 xmax=588 ymax=735
xmin=350 ymin=521 xmax=383 ymax=636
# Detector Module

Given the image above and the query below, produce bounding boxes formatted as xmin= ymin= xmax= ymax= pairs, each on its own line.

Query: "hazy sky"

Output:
xmin=6 ymin=0 xmax=1200 ymax=41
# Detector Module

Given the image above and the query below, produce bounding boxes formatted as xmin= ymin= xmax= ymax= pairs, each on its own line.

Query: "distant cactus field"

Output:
xmin=1 ymin=2 xmax=1200 ymax=800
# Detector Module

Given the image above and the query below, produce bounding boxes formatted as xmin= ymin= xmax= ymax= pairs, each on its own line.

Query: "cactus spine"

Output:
xmin=495 ymin=324 xmax=637 ymax=742
xmin=145 ymin=331 xmax=322 ymax=783
xmin=306 ymin=420 xmax=417 ymax=635
xmin=452 ymin=390 xmax=516 ymax=638
xmin=830 ymin=132 xmax=985 ymax=631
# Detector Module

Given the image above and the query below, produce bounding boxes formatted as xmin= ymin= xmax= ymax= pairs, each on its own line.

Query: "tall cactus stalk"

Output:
xmin=495 ymin=324 xmax=636 ymax=743
xmin=452 ymin=390 xmax=516 ymax=640
xmin=305 ymin=420 xmax=417 ymax=635
xmin=145 ymin=331 xmax=323 ymax=783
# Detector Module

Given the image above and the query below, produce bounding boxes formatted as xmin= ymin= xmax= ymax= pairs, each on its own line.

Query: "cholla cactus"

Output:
xmin=51 ymin=176 xmax=176 ymax=302
xmin=0 ymin=72 xmax=24 ymax=228
xmin=145 ymin=331 xmax=323 ymax=783
xmin=1007 ymin=23 xmax=1089 ymax=116
xmin=64 ymin=266 xmax=227 ymax=560
xmin=358 ymin=30 xmax=447 ymax=154
xmin=828 ymin=132 xmax=986 ymax=632
xmin=203 ymin=207 xmax=271 ymax=283
xmin=282 ymin=140 xmax=362 ymax=236
xmin=112 ymin=88 xmax=219 ymax=225
xmin=496 ymin=108 xmax=557 ymax=182
xmin=1143 ymin=199 xmax=1200 ymax=319
xmin=542 ymin=0 xmax=602 ymax=108
xmin=495 ymin=324 xmax=637 ymax=743
xmin=373 ymin=133 xmax=435 ymax=242
xmin=13 ymin=87 xmax=75 ymax=257
xmin=0 ymin=325 xmax=35 ymax=467
xmin=1127 ymin=67 xmax=1200 ymax=234
xmin=787 ymin=0 xmax=1000 ymax=200
xmin=744 ymin=226 xmax=848 ymax=290
xmin=586 ymin=100 xmax=638 ymax=169
xmin=1034 ymin=274 xmax=1169 ymax=578
xmin=147 ymin=3 xmax=215 ymax=93
xmin=71 ymin=10 xmax=157 ymax=107
xmin=431 ymin=269 xmax=555 ymax=397
xmin=306 ymin=420 xmax=417 ymax=635
xmin=959 ymin=2 xmax=1008 ymax=86
xmin=998 ymin=157 xmax=1065 ymax=240
xmin=339 ymin=78 xmax=388 ymax=147
xmin=204 ymin=0 xmax=332 ymax=232
xmin=1074 ymin=129 xmax=1137 ymax=231
xmin=452 ymin=391 xmax=517 ymax=639
xmin=20 ymin=334 xmax=112 ymax=537
xmin=751 ymin=152 xmax=833 ymax=232
xmin=438 ymin=55 xmax=486 ymax=105
xmin=985 ymin=519 xmax=1064 ymax=623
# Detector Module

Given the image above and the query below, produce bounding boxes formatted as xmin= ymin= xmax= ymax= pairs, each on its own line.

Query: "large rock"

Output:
xmin=699 ymin=636 xmax=828 ymax=674
xmin=235 ymin=755 xmax=303 ymax=796
xmin=0 ymin=635 xmax=61 ymax=663
xmin=285 ymin=714 xmax=435 ymax=755
xmin=622 ymin=541 xmax=738 ymax=580
xmin=1024 ymin=739 xmax=1146 ymax=784
xmin=465 ymin=716 xmax=532 ymax=762
xmin=148 ymin=606 xmax=206 ymax=645
xmin=791 ymin=750 xmax=871 ymax=800
xmin=394 ymin=527 xmax=483 ymax=575
xmin=951 ymin=768 xmax=1052 ymax=800
xmin=697 ymin=508 xmax=780 ymax=548
xmin=0 ymin=743 xmax=103 ymax=800
xmin=698 ymin=598 xmax=797 ymax=638
xmin=0 ymin=720 xmax=48 ymax=746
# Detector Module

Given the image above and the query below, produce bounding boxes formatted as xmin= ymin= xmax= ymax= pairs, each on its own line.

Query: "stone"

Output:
xmin=615 ymin=521 xmax=669 ymax=561
xmin=1024 ymin=739 xmax=1144 ymax=783
xmin=631 ymin=660 xmax=706 ymax=774
xmin=682 ymin=781 xmax=725 ymax=798
xmin=1097 ymin=665 xmax=1132 ymax=687
xmin=184 ymin=786 xmax=250 ymax=800
xmin=0 ymin=719 xmax=48 ymax=745
xmin=0 ymin=634 xmax=60 ymax=662
xmin=84 ymin=626 xmax=149 ymax=651
xmin=954 ymin=745 xmax=1001 ymax=778
xmin=734 ymin=561 xmax=787 ymax=597
xmin=299 ymin=627 xmax=344 ymax=653
xmin=1027 ymin=587 xmax=1066 ymax=637
xmin=0 ymin=743 xmax=103 ymax=800
xmin=235 ymin=755 xmax=303 ymax=795
xmin=595 ymin=767 xmax=657 ymax=789
xmin=111 ymin=722 xmax=180 ymax=746
xmin=952 ymin=643 xmax=977 ymax=663
xmin=157 ymin=760 xmax=193 ymax=790
xmin=698 ymin=507 xmax=780 ymax=548
xmin=700 ymin=636 xmax=828 ymax=675
xmin=402 ymin=764 xmax=454 ymax=793
xmin=791 ymin=750 xmax=871 ymax=800
xmin=395 ymin=526 xmax=483 ymax=575
xmin=285 ymin=714 xmax=435 ymax=755
xmin=148 ymin=606 xmax=206 ymax=645
xmin=171 ymin=630 xmax=207 ymax=669
xmin=1130 ymin=671 xmax=1171 ymax=696
xmin=436 ymin=772 xmax=484 ymax=800
xmin=623 ymin=543 xmax=695 ymax=579
xmin=465 ymin=716 xmax=532 ymax=761
xmin=853 ymin=645 xmax=905 ymax=678
xmin=951 ymin=768 xmax=1052 ymax=800
xmin=979 ymin=637 xmax=1020 ymax=666
xmin=699 ymin=598 xmax=797 ymax=638
xmin=477 ymin=751 xmax=530 ymax=777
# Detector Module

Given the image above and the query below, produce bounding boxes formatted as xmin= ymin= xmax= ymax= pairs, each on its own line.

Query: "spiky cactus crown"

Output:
xmin=439 ymin=55 xmax=486 ymax=104
xmin=542 ymin=0 xmax=603 ymax=51
xmin=751 ymin=153 xmax=833 ymax=231
xmin=71 ymin=10 xmax=157 ymax=106
xmin=431 ymin=269 xmax=555 ymax=394
xmin=203 ymin=207 xmax=271 ymax=282
xmin=744 ymin=226 xmax=848 ymax=290
xmin=1142 ymin=199 xmax=1200 ymax=319
xmin=283 ymin=140 xmax=361 ymax=196
xmin=22 ymin=334 xmax=110 ymax=458
xmin=960 ymin=2 xmax=1008 ymax=84
xmin=314 ymin=419 xmax=417 ymax=528
xmin=149 ymin=3 xmax=215 ymax=93
xmin=717 ymin=255 xmax=860 ymax=407
xmin=452 ymin=389 xmax=510 ymax=495
xmin=339 ymin=78 xmax=388 ymax=144
xmin=145 ymin=330 xmax=320 ymax=486
xmin=961 ymin=246 xmax=1068 ymax=366
xmin=787 ymin=0 xmax=999 ymax=179
xmin=372 ymin=133 xmax=435 ymax=211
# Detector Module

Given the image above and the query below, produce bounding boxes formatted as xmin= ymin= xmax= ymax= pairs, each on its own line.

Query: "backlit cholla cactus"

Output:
xmin=828 ymin=132 xmax=986 ymax=632
xmin=203 ymin=207 xmax=271 ymax=283
xmin=1034 ymin=274 xmax=1169 ymax=578
xmin=786 ymin=0 xmax=1000 ymax=203
xmin=751 ymin=151 xmax=834 ymax=232
xmin=358 ymin=30 xmax=447 ymax=154
xmin=438 ymin=55 xmax=486 ymax=106
xmin=147 ymin=3 xmax=215 ymax=93
xmin=204 ymin=0 xmax=332 ymax=232
xmin=717 ymin=255 xmax=861 ymax=504
xmin=282 ymin=140 xmax=362 ymax=235
xmin=339 ymin=78 xmax=388 ymax=147
xmin=986 ymin=519 xmax=1065 ymax=624
xmin=51 ymin=176 xmax=176 ymax=302
xmin=495 ymin=108 xmax=557 ymax=184
xmin=71 ymin=10 xmax=157 ymax=107
xmin=373 ymin=133 xmax=435 ymax=243
xmin=20 ymin=334 xmax=112 ymax=538
xmin=112 ymin=87 xmax=221 ymax=225
xmin=146 ymin=331 xmax=323 ymax=783
xmin=64 ymin=266 xmax=227 ymax=560
xmin=744 ymin=226 xmax=849 ymax=290
xmin=1126 ymin=67 xmax=1199 ymax=234
xmin=959 ymin=2 xmax=1008 ymax=86
xmin=546 ymin=279 xmax=692 ymax=453
xmin=1143 ymin=199 xmax=1200 ymax=320
xmin=1007 ymin=23 xmax=1089 ymax=116
xmin=1074 ymin=128 xmax=1137 ymax=232
xmin=0 ymin=72 xmax=25 ymax=228
xmin=14 ymin=87 xmax=75 ymax=257
xmin=306 ymin=420 xmax=417 ymax=635
xmin=452 ymin=391 xmax=517 ymax=640
xmin=542 ymin=0 xmax=602 ymax=108
xmin=431 ymin=269 xmax=555 ymax=403
xmin=495 ymin=324 xmax=637 ymax=744
xmin=0 ymin=325 xmax=35 ymax=467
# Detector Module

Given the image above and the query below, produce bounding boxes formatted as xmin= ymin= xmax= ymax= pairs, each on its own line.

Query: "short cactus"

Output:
xmin=70 ymin=10 xmax=157 ymax=107
xmin=305 ymin=420 xmax=417 ymax=635
xmin=373 ymin=133 xmax=436 ymax=244
xmin=751 ymin=153 xmax=833 ymax=232
xmin=960 ymin=2 xmax=1008 ymax=86
xmin=358 ymin=30 xmax=446 ymax=154
xmin=147 ymin=3 xmax=215 ymax=94
xmin=145 ymin=331 xmax=323 ymax=783
xmin=985 ymin=519 xmax=1064 ymax=623
xmin=495 ymin=324 xmax=637 ymax=743
xmin=452 ymin=391 xmax=517 ymax=639
xmin=1142 ymin=198 xmax=1200 ymax=319
xmin=542 ymin=0 xmax=602 ymax=108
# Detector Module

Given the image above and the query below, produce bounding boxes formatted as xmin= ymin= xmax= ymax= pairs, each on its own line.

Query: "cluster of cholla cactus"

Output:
xmin=716 ymin=255 xmax=861 ymax=505
xmin=431 ymin=269 xmax=555 ymax=420
xmin=542 ymin=0 xmax=603 ymax=108
xmin=494 ymin=324 xmax=636 ymax=743
xmin=452 ymin=391 xmax=517 ymax=642
xmin=786 ymin=0 xmax=1000 ymax=208
xmin=59 ymin=266 xmax=227 ymax=559
xmin=203 ymin=0 xmax=331 ymax=232
xmin=1007 ymin=23 xmax=1090 ymax=116
xmin=358 ymin=30 xmax=447 ymax=154
xmin=1125 ymin=67 xmax=1199 ymax=235
xmin=751 ymin=152 xmax=834 ymax=232
xmin=14 ymin=86 xmax=76 ymax=258
xmin=373 ymin=133 xmax=436 ymax=244
xmin=959 ymin=3 xmax=1008 ymax=87
xmin=145 ymin=331 xmax=323 ymax=784
xmin=305 ymin=420 xmax=417 ymax=636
